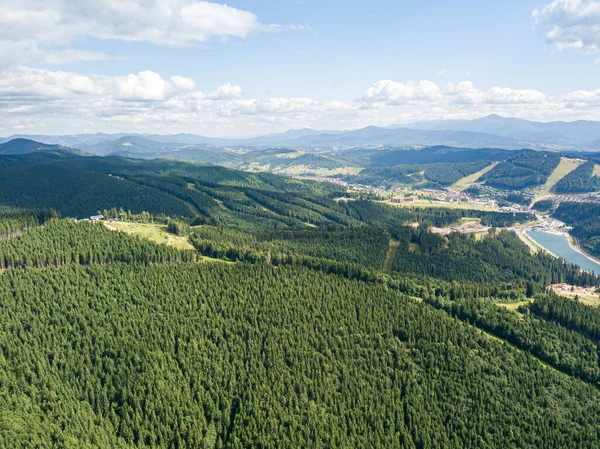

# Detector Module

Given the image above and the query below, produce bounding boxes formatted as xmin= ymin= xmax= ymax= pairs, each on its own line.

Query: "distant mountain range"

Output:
xmin=2 ymin=115 xmax=600 ymax=154
xmin=0 ymin=138 xmax=89 ymax=156
xmin=403 ymin=114 xmax=600 ymax=148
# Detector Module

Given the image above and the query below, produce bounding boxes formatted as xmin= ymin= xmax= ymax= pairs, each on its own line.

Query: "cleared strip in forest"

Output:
xmin=450 ymin=162 xmax=497 ymax=192
xmin=383 ymin=239 xmax=399 ymax=273
xmin=126 ymin=177 xmax=204 ymax=218
xmin=594 ymin=164 xmax=600 ymax=177
xmin=533 ymin=157 xmax=584 ymax=204
xmin=426 ymin=300 xmax=595 ymax=386
xmin=183 ymin=200 xmax=202 ymax=217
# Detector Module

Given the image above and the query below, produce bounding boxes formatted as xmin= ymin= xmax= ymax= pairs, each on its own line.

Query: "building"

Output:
xmin=391 ymin=195 xmax=418 ymax=204
xmin=90 ymin=215 xmax=104 ymax=221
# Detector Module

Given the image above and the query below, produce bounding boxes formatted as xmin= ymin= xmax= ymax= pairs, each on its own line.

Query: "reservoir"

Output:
xmin=526 ymin=230 xmax=600 ymax=274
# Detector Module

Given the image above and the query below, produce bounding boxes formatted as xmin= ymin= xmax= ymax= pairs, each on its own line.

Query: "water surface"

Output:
xmin=526 ymin=230 xmax=600 ymax=273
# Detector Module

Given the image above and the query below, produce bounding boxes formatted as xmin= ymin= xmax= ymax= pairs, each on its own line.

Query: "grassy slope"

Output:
xmin=550 ymin=285 xmax=600 ymax=306
xmin=383 ymin=200 xmax=498 ymax=211
xmin=594 ymin=164 xmax=600 ymax=177
xmin=104 ymin=221 xmax=194 ymax=250
xmin=275 ymin=165 xmax=362 ymax=176
xmin=450 ymin=162 xmax=497 ymax=192
xmin=382 ymin=239 xmax=400 ymax=273
xmin=533 ymin=157 xmax=584 ymax=204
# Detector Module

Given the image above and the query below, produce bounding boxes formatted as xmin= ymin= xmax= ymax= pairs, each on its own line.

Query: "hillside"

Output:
xmin=0 ymin=138 xmax=87 ymax=156
xmin=408 ymin=115 xmax=600 ymax=148
xmin=482 ymin=150 xmax=561 ymax=190
xmin=2 ymin=207 xmax=600 ymax=447
xmin=2 ymin=146 xmax=600 ymax=448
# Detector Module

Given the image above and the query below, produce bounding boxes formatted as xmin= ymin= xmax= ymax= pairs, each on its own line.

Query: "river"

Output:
xmin=526 ymin=230 xmax=600 ymax=274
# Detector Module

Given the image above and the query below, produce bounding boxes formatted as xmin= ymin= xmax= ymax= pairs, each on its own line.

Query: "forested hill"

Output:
xmin=0 ymin=152 xmax=533 ymax=229
xmin=0 ymin=138 xmax=88 ymax=156
xmin=3 ymin=149 xmax=600 ymax=447
xmin=2 ymin=198 xmax=600 ymax=447
xmin=482 ymin=150 xmax=561 ymax=190
xmin=0 ymin=218 xmax=599 ymax=447
xmin=554 ymin=161 xmax=600 ymax=193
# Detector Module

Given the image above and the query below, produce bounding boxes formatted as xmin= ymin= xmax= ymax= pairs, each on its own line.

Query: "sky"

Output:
xmin=1 ymin=0 xmax=600 ymax=137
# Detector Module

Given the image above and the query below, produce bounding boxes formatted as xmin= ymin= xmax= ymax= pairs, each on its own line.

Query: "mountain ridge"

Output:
xmin=3 ymin=115 xmax=600 ymax=151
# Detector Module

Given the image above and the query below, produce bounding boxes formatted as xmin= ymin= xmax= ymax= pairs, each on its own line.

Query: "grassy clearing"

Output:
xmin=551 ymin=285 xmax=600 ymax=307
xmin=104 ymin=221 xmax=194 ymax=250
xmin=534 ymin=157 xmax=584 ymax=203
xmin=450 ymin=162 xmax=497 ymax=192
xmin=383 ymin=239 xmax=400 ymax=273
xmin=275 ymin=151 xmax=306 ymax=159
xmin=243 ymin=162 xmax=271 ymax=172
xmin=594 ymin=164 xmax=600 ymax=177
xmin=276 ymin=165 xmax=362 ymax=176
xmin=383 ymin=200 xmax=497 ymax=211
xmin=497 ymin=300 xmax=531 ymax=312
xmin=315 ymin=166 xmax=363 ymax=176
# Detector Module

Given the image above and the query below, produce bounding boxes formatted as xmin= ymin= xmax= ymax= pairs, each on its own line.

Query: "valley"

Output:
xmin=4 ymin=1 xmax=600 ymax=446
xmin=2 ymin=129 xmax=600 ymax=448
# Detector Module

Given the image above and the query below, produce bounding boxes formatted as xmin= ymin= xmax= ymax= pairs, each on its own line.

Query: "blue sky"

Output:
xmin=1 ymin=0 xmax=600 ymax=136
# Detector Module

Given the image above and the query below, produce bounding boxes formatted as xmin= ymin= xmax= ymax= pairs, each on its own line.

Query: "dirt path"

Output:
xmin=383 ymin=239 xmax=400 ymax=273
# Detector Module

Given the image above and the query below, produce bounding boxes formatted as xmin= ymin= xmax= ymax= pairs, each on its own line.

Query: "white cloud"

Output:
xmin=218 ymin=98 xmax=352 ymax=117
xmin=0 ymin=67 xmax=599 ymax=136
xmin=209 ymin=82 xmax=243 ymax=100
xmin=0 ymin=67 xmax=104 ymax=100
xmin=361 ymin=80 xmax=442 ymax=105
xmin=447 ymin=81 xmax=487 ymax=104
xmin=565 ymin=88 xmax=600 ymax=105
xmin=533 ymin=0 xmax=600 ymax=54
xmin=116 ymin=71 xmax=174 ymax=101
xmin=170 ymin=76 xmax=196 ymax=92
xmin=487 ymin=87 xmax=548 ymax=104
xmin=0 ymin=0 xmax=300 ymax=66
xmin=447 ymin=81 xmax=547 ymax=105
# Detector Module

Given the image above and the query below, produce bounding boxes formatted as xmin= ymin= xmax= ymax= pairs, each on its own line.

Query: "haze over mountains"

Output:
xmin=0 ymin=138 xmax=88 ymax=156
xmin=2 ymin=115 xmax=600 ymax=157
xmin=405 ymin=114 xmax=600 ymax=148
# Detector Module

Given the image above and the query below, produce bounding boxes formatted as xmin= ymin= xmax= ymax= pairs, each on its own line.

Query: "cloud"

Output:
xmin=170 ymin=76 xmax=196 ymax=92
xmin=41 ymin=49 xmax=120 ymax=65
xmin=0 ymin=0 xmax=300 ymax=66
xmin=0 ymin=67 xmax=104 ymax=101
xmin=447 ymin=81 xmax=547 ymax=105
xmin=447 ymin=81 xmax=486 ymax=104
xmin=487 ymin=87 xmax=548 ymax=104
xmin=115 ymin=71 xmax=195 ymax=101
xmin=361 ymin=80 xmax=548 ymax=107
xmin=209 ymin=82 xmax=243 ymax=100
xmin=361 ymin=80 xmax=442 ymax=105
xmin=565 ymin=88 xmax=600 ymax=105
xmin=533 ymin=0 xmax=600 ymax=53
xmin=0 ymin=67 xmax=598 ymax=136
xmin=218 ymin=98 xmax=352 ymax=117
